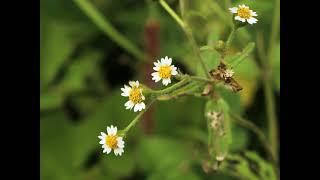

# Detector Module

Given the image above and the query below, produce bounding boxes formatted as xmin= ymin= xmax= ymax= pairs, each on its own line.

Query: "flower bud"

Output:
xmin=214 ymin=40 xmax=226 ymax=54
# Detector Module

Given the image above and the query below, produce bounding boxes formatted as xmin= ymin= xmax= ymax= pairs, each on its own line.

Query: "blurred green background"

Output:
xmin=40 ymin=0 xmax=279 ymax=179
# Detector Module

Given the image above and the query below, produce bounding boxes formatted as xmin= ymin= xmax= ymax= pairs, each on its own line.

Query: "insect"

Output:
xmin=209 ymin=61 xmax=242 ymax=92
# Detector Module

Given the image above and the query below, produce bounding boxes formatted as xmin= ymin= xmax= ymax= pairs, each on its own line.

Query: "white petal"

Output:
xmin=135 ymin=81 xmax=139 ymax=86
xmin=160 ymin=57 xmax=165 ymax=64
xmin=117 ymin=137 xmax=124 ymax=143
xmin=171 ymin=66 xmax=177 ymax=71
xmin=141 ymin=93 xmax=145 ymax=100
xmin=129 ymin=81 xmax=139 ymax=88
xmin=107 ymin=126 xmax=111 ymax=134
xmin=235 ymin=16 xmax=245 ymax=22
xmin=171 ymin=70 xmax=178 ymax=76
xmin=154 ymin=60 xmax=161 ymax=67
xmin=121 ymin=86 xmax=131 ymax=97
xmin=171 ymin=66 xmax=178 ymax=75
xmin=138 ymin=102 xmax=146 ymax=111
xmin=165 ymin=57 xmax=172 ymax=65
xmin=153 ymin=66 xmax=160 ymax=71
xmin=111 ymin=126 xmax=117 ymax=135
xmin=162 ymin=78 xmax=171 ymax=86
xmin=229 ymin=7 xmax=238 ymax=13
xmin=98 ymin=132 xmax=106 ymax=139
xmin=125 ymin=101 xmax=135 ymax=110
xmin=99 ymin=140 xmax=105 ymax=144
xmin=114 ymin=148 xmax=124 ymax=156
xmin=247 ymin=17 xmax=258 ymax=24
xmin=151 ymin=72 xmax=161 ymax=82
xmin=133 ymin=104 xmax=141 ymax=112
xmin=250 ymin=10 xmax=258 ymax=17
xmin=104 ymin=147 xmax=112 ymax=154
xmin=117 ymin=138 xmax=125 ymax=148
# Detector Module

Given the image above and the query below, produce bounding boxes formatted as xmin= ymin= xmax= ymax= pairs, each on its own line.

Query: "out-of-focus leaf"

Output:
xmin=148 ymin=168 xmax=202 ymax=180
xmin=40 ymin=93 xmax=64 ymax=111
xmin=229 ymin=126 xmax=249 ymax=152
xmin=232 ymin=55 xmax=260 ymax=108
xmin=228 ymin=42 xmax=255 ymax=67
xmin=154 ymin=97 xmax=205 ymax=135
xmin=215 ymin=86 xmax=243 ymax=115
xmin=100 ymin=150 xmax=135 ymax=179
xmin=197 ymin=49 xmax=220 ymax=77
xmin=136 ymin=136 xmax=194 ymax=173
xmin=40 ymin=111 xmax=75 ymax=180
xmin=40 ymin=20 xmax=75 ymax=90
xmin=59 ymin=50 xmax=104 ymax=93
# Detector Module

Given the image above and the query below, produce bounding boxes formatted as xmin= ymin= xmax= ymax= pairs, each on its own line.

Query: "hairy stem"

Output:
xmin=122 ymin=100 xmax=155 ymax=135
xmin=158 ymin=0 xmax=210 ymax=78
xmin=225 ymin=27 xmax=237 ymax=52
xmin=265 ymin=0 xmax=280 ymax=162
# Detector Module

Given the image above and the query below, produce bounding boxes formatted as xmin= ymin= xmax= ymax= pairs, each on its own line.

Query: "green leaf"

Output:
xmin=100 ymin=150 xmax=135 ymax=179
xmin=136 ymin=136 xmax=194 ymax=173
xmin=227 ymin=42 xmax=255 ymax=67
xmin=40 ymin=20 xmax=75 ymax=90
xmin=40 ymin=111 xmax=75 ymax=180
xmin=59 ymin=50 xmax=104 ymax=93
xmin=40 ymin=93 xmax=64 ymax=111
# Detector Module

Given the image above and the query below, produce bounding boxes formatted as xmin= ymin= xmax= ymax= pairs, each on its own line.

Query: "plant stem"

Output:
xmin=179 ymin=0 xmax=210 ymax=78
xmin=159 ymin=0 xmax=185 ymax=29
xmin=152 ymin=77 xmax=190 ymax=95
xmin=158 ymin=0 xmax=210 ymax=78
xmin=189 ymin=76 xmax=214 ymax=83
xmin=264 ymin=79 xmax=278 ymax=161
xmin=230 ymin=113 xmax=275 ymax=163
xmin=225 ymin=27 xmax=237 ymax=51
xmin=122 ymin=100 xmax=155 ymax=134
xmin=265 ymin=0 xmax=280 ymax=162
xmin=73 ymin=0 xmax=146 ymax=62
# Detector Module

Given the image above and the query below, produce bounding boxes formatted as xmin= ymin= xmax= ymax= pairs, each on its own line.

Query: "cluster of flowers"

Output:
xmin=98 ymin=4 xmax=258 ymax=156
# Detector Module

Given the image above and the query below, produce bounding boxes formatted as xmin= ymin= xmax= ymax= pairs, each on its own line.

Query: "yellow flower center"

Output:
xmin=237 ymin=7 xmax=251 ymax=19
xmin=106 ymin=135 xmax=118 ymax=149
xmin=129 ymin=88 xmax=143 ymax=104
xmin=159 ymin=66 xmax=172 ymax=79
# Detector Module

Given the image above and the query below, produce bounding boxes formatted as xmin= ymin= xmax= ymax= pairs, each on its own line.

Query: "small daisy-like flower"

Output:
xmin=98 ymin=125 xmax=125 ymax=156
xmin=151 ymin=56 xmax=178 ymax=86
xmin=229 ymin=4 xmax=258 ymax=24
xmin=224 ymin=69 xmax=234 ymax=78
xmin=121 ymin=81 xmax=146 ymax=112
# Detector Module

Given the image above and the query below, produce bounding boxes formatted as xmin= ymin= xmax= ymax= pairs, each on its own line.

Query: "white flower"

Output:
xmin=121 ymin=81 xmax=146 ymax=112
xmin=98 ymin=125 xmax=125 ymax=156
xmin=229 ymin=4 xmax=258 ymax=24
xmin=224 ymin=69 xmax=234 ymax=78
xmin=151 ymin=56 xmax=178 ymax=86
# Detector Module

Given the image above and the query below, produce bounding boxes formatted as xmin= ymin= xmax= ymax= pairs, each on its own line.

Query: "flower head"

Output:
xmin=98 ymin=125 xmax=125 ymax=156
xmin=121 ymin=81 xmax=146 ymax=112
xmin=229 ymin=4 xmax=258 ymax=24
xmin=224 ymin=69 xmax=234 ymax=78
xmin=151 ymin=56 xmax=178 ymax=86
